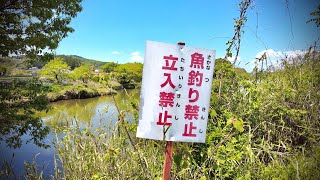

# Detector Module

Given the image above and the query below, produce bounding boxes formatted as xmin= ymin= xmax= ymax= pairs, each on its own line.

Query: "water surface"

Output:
xmin=0 ymin=89 xmax=139 ymax=178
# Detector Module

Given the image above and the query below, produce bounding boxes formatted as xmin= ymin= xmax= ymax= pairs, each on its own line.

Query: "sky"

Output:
xmin=56 ymin=0 xmax=320 ymax=72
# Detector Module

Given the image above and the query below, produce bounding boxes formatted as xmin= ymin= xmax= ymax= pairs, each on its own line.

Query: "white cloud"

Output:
xmin=256 ymin=49 xmax=279 ymax=59
xmin=252 ymin=49 xmax=308 ymax=69
xmin=111 ymin=51 xmax=120 ymax=55
xmin=130 ymin=51 xmax=143 ymax=62
xmin=227 ymin=56 xmax=241 ymax=63
xmin=130 ymin=55 xmax=143 ymax=62
xmin=256 ymin=49 xmax=307 ymax=60
xmin=283 ymin=50 xmax=307 ymax=58
xmin=131 ymin=51 xmax=140 ymax=56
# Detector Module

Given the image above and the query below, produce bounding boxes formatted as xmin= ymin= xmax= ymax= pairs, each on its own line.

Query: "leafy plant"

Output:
xmin=71 ymin=65 xmax=93 ymax=83
xmin=0 ymin=0 xmax=83 ymax=60
xmin=39 ymin=57 xmax=70 ymax=84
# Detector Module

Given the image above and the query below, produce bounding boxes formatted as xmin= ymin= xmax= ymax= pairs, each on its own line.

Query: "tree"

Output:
xmin=40 ymin=57 xmax=70 ymax=84
xmin=72 ymin=65 xmax=92 ymax=83
xmin=307 ymin=5 xmax=320 ymax=27
xmin=101 ymin=62 xmax=119 ymax=73
xmin=0 ymin=0 xmax=83 ymax=59
xmin=114 ymin=63 xmax=143 ymax=88
xmin=62 ymin=56 xmax=82 ymax=70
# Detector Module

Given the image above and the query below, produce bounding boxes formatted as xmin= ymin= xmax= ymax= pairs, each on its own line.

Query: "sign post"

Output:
xmin=137 ymin=40 xmax=216 ymax=179
xmin=163 ymin=141 xmax=173 ymax=180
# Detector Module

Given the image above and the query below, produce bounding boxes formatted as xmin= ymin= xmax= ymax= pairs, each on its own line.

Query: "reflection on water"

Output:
xmin=0 ymin=89 xmax=139 ymax=178
xmin=41 ymin=94 xmax=118 ymax=129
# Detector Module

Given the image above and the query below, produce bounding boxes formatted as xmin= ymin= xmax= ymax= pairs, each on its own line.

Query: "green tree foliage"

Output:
xmin=114 ymin=63 xmax=143 ymax=88
xmin=214 ymin=58 xmax=235 ymax=78
xmin=0 ymin=0 xmax=83 ymax=152
xmin=61 ymin=56 xmax=82 ymax=70
xmin=0 ymin=0 xmax=83 ymax=60
xmin=101 ymin=62 xmax=119 ymax=73
xmin=71 ymin=65 xmax=92 ymax=83
xmin=57 ymin=55 xmax=82 ymax=70
xmin=0 ymin=79 xmax=50 ymax=148
xmin=213 ymin=58 xmax=251 ymax=97
xmin=308 ymin=5 xmax=320 ymax=27
xmin=40 ymin=57 xmax=70 ymax=84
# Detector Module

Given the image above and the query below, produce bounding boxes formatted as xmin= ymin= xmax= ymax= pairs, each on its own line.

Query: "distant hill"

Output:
xmin=0 ymin=54 xmax=110 ymax=76
xmin=69 ymin=55 xmax=84 ymax=59
xmin=56 ymin=55 xmax=106 ymax=69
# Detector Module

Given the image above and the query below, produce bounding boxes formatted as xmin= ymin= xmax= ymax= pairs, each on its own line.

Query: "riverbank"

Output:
xmin=0 ymin=76 xmax=137 ymax=102
xmin=46 ymin=82 xmax=120 ymax=102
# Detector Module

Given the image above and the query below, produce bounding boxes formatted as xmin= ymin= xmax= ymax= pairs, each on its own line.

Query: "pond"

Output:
xmin=0 ymin=89 xmax=139 ymax=178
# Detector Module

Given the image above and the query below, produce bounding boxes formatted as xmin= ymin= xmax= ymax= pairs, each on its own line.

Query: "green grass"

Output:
xmin=46 ymin=82 xmax=116 ymax=102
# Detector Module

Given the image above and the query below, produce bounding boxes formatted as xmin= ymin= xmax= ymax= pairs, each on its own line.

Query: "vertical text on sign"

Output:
xmin=157 ymin=55 xmax=178 ymax=127
xmin=182 ymin=52 xmax=205 ymax=137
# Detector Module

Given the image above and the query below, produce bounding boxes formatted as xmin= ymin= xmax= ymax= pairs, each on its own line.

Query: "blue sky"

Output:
xmin=56 ymin=0 xmax=319 ymax=72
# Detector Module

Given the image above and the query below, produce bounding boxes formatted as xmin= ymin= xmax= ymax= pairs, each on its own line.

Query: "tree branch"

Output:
xmin=0 ymin=0 xmax=20 ymax=12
